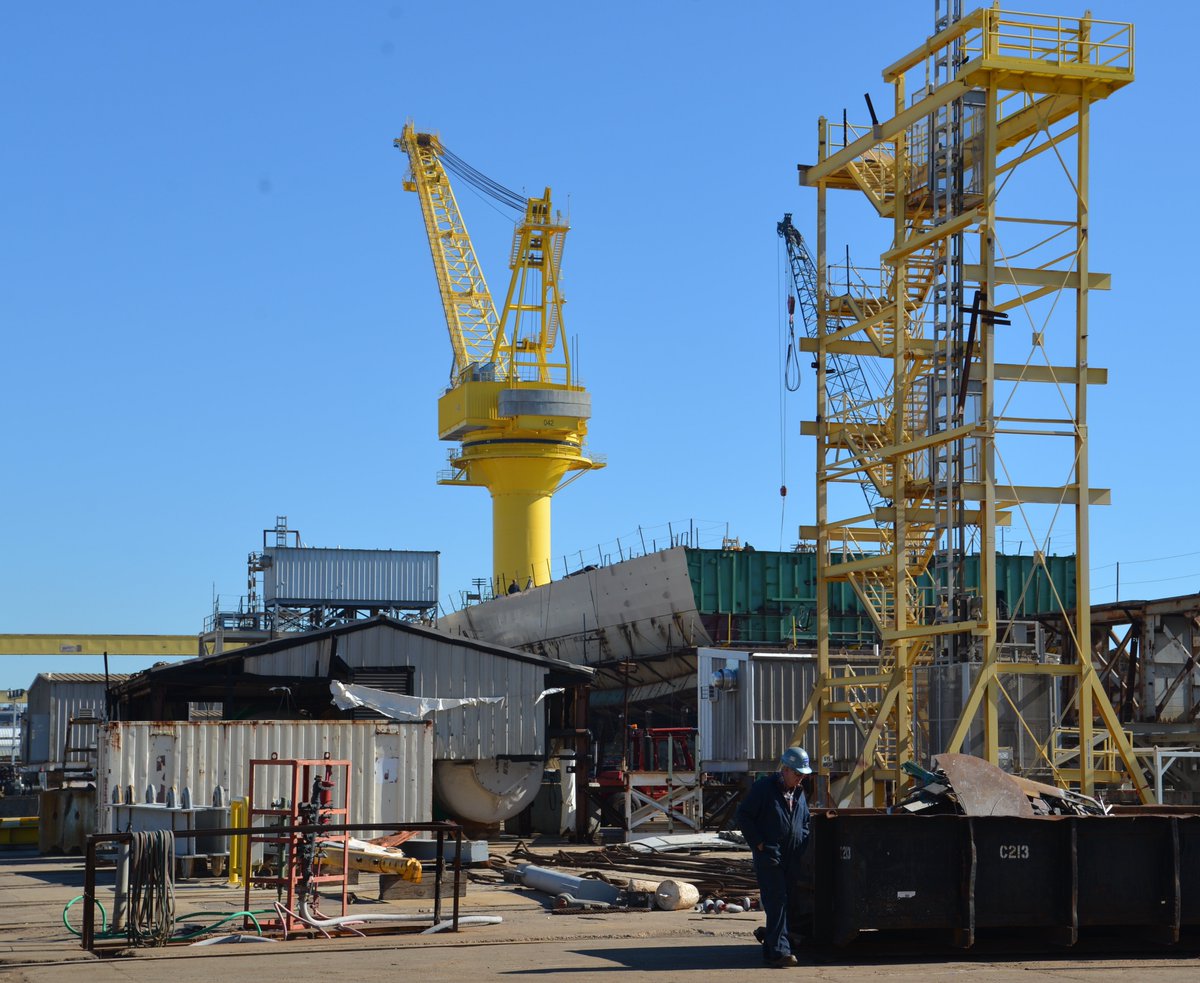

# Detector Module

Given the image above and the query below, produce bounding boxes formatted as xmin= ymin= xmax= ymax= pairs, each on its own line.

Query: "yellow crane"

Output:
xmin=396 ymin=124 xmax=602 ymax=594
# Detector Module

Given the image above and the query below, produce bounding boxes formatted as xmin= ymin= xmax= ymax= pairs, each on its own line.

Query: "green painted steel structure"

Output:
xmin=685 ymin=549 xmax=1076 ymax=649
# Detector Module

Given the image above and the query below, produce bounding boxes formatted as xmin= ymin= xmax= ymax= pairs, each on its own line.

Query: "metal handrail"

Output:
xmin=971 ymin=10 xmax=1133 ymax=73
xmin=81 ymin=820 xmax=463 ymax=952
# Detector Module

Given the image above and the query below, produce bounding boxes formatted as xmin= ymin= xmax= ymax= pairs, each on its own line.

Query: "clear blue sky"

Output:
xmin=1 ymin=2 xmax=1194 ymax=691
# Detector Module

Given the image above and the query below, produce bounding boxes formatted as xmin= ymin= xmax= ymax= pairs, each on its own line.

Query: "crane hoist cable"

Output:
xmin=784 ymin=292 xmax=802 ymax=393
xmin=777 ymin=212 xmax=885 ymax=520
xmin=437 ymin=145 xmax=526 ymax=211
xmin=777 ymin=239 xmax=794 ymax=550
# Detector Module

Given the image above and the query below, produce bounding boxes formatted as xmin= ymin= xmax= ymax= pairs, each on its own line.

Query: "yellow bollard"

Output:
xmin=227 ymin=798 xmax=247 ymax=887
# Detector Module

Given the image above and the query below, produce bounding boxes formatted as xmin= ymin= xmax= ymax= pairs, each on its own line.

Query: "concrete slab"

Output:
xmin=1 ymin=843 xmax=1198 ymax=981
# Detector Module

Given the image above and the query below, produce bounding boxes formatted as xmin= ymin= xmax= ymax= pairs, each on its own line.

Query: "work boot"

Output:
xmin=766 ymin=953 xmax=798 ymax=968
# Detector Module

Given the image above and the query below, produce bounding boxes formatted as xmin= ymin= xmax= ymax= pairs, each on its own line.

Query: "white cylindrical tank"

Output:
xmin=433 ymin=759 xmax=543 ymax=824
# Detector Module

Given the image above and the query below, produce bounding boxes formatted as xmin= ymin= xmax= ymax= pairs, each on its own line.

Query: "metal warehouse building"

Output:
xmin=109 ymin=615 xmax=592 ymax=761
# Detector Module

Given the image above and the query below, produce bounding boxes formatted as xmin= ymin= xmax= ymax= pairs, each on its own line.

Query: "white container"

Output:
xmin=96 ymin=720 xmax=433 ymax=837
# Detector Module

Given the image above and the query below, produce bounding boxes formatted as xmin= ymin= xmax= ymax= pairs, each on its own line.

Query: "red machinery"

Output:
xmin=244 ymin=754 xmax=351 ymax=934
xmin=596 ymin=727 xmax=698 ymax=829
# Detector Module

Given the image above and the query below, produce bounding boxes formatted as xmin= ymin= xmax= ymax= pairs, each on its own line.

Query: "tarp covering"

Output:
xmin=330 ymin=680 xmax=505 ymax=720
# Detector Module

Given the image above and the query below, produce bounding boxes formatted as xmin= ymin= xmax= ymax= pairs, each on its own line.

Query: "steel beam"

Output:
xmin=0 ymin=634 xmax=202 ymax=656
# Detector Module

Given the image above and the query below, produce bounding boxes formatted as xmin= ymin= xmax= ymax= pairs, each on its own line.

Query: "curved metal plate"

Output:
xmin=932 ymin=753 xmax=1035 ymax=818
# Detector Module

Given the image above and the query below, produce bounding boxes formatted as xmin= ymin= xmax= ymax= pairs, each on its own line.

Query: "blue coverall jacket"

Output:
xmin=735 ymin=773 xmax=811 ymax=961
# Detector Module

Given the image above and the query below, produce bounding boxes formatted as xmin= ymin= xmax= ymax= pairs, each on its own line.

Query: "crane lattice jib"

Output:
xmin=777 ymin=215 xmax=877 ymax=414
xmin=778 ymin=214 xmax=883 ymax=514
xmin=397 ymin=125 xmax=509 ymax=383
xmin=778 ymin=214 xmax=820 ymax=340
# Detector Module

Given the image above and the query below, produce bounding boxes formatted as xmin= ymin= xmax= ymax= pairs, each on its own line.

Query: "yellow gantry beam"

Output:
xmin=0 ymin=635 xmax=203 ymax=657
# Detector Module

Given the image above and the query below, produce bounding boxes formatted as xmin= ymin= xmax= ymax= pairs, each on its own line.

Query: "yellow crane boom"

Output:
xmin=396 ymin=124 xmax=603 ymax=593
xmin=399 ymin=127 xmax=507 ymax=380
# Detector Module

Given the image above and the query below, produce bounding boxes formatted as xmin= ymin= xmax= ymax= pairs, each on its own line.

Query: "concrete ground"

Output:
xmin=2 ymin=845 xmax=1198 ymax=982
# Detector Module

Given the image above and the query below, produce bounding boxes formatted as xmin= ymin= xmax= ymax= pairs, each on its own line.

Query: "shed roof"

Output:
xmin=33 ymin=673 xmax=130 ymax=685
xmin=112 ymin=614 xmax=591 ymax=690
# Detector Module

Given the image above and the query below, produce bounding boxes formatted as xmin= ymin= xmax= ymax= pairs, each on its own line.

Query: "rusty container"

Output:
xmin=37 ymin=787 xmax=94 ymax=854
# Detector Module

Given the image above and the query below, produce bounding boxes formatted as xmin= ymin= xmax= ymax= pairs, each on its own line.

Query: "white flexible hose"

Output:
xmin=296 ymin=899 xmax=502 ymax=931
xmin=420 ymin=916 xmax=503 ymax=934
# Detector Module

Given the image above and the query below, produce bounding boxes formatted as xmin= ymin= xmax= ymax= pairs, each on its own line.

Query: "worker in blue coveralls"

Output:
xmin=735 ymin=745 xmax=813 ymax=968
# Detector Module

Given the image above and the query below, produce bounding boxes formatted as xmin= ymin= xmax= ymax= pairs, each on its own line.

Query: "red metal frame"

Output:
xmin=243 ymin=754 xmax=352 ymax=934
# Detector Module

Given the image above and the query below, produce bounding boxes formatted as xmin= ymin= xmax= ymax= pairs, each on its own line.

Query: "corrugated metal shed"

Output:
xmin=244 ymin=623 xmax=550 ymax=759
xmin=24 ymin=674 xmax=127 ymax=767
xmin=109 ymin=617 xmax=592 ymax=763
xmin=97 ymin=720 xmax=433 ymax=836
xmin=688 ymin=550 xmax=872 ymax=647
xmin=263 ymin=547 xmax=438 ymax=609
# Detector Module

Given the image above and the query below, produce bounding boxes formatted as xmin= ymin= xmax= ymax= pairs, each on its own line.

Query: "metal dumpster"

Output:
xmin=808 ymin=810 xmax=1200 ymax=948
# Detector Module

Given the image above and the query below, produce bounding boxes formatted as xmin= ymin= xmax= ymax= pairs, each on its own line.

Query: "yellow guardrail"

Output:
xmin=0 ymin=816 xmax=38 ymax=847
xmin=970 ymin=10 xmax=1134 ymax=73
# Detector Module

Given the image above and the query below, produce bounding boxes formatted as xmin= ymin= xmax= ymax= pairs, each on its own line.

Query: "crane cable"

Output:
xmin=784 ymin=293 xmax=802 ymax=393
xmin=778 ymin=239 xmax=790 ymax=550
xmin=438 ymin=145 xmax=526 ymax=212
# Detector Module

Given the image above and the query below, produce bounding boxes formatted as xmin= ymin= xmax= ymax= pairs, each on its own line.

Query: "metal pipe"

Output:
xmin=517 ymin=864 xmax=620 ymax=904
xmin=451 ymin=826 xmax=462 ymax=930
xmin=82 ymin=837 xmax=96 ymax=951
xmin=434 ymin=829 xmax=443 ymax=926
xmin=112 ymin=842 xmax=130 ymax=933
xmin=294 ymin=897 xmax=499 ymax=931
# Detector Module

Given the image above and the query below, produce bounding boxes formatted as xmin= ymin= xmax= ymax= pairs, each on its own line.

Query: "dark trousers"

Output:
xmin=753 ymin=854 xmax=793 ymax=961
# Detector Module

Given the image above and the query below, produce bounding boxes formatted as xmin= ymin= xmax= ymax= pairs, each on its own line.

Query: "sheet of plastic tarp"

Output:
xmin=330 ymin=680 xmax=504 ymax=720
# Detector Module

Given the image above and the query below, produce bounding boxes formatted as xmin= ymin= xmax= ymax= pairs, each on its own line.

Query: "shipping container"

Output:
xmin=96 ymin=720 xmax=433 ymax=837
xmin=263 ymin=547 xmax=438 ymax=609
xmin=24 ymin=674 xmax=127 ymax=768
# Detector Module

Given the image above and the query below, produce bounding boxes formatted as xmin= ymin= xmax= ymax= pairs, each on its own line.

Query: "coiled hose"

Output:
xmin=126 ymin=829 xmax=175 ymax=945
xmin=63 ymin=897 xmax=267 ymax=941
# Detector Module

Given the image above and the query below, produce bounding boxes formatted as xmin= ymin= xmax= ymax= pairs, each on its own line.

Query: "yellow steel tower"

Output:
xmin=789 ymin=8 xmax=1149 ymax=804
xmin=397 ymin=125 xmax=602 ymax=593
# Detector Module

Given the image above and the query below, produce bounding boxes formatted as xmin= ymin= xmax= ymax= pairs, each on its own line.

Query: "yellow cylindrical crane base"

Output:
xmin=468 ymin=455 xmax=570 ymax=593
